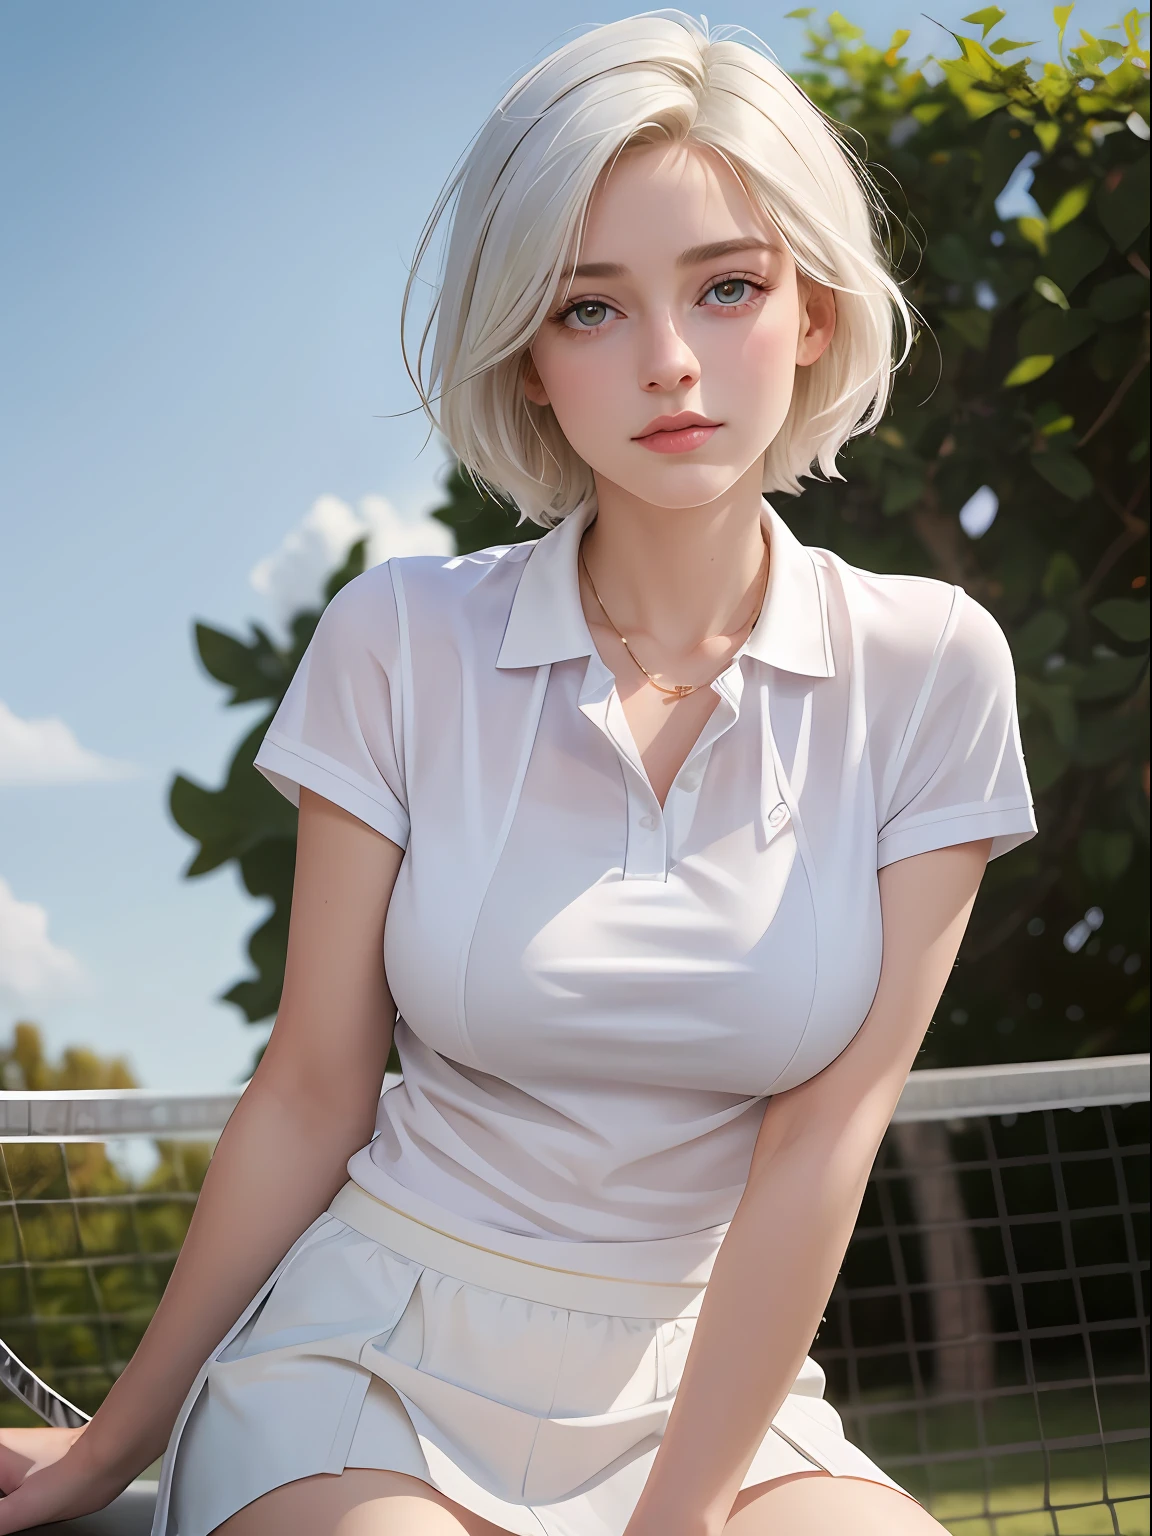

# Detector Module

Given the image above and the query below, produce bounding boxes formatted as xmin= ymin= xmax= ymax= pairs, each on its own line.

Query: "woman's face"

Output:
xmin=525 ymin=141 xmax=836 ymax=512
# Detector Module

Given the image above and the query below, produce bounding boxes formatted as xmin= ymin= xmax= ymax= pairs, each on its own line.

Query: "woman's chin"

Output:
xmin=623 ymin=475 xmax=751 ymax=513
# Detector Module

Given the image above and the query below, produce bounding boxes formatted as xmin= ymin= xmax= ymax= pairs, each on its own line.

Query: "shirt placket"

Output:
xmin=578 ymin=655 xmax=747 ymax=881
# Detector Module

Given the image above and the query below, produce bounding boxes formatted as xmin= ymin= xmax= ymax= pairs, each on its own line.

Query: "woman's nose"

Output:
xmin=639 ymin=316 xmax=701 ymax=393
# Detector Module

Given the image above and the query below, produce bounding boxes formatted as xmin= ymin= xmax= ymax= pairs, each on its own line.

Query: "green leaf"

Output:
xmin=1034 ymin=275 xmax=1070 ymax=308
xmin=1078 ymin=829 xmax=1134 ymax=880
xmin=882 ymin=468 xmax=925 ymax=515
xmin=1041 ymin=549 xmax=1081 ymax=599
xmin=1072 ymin=653 xmax=1148 ymax=699
xmin=1019 ymin=674 xmax=1078 ymax=745
xmin=1013 ymin=608 xmax=1069 ymax=665
xmin=1031 ymin=449 xmax=1095 ymax=498
xmin=1020 ymin=714 xmax=1071 ymax=791
xmin=1045 ymin=222 xmax=1110 ymax=293
xmin=1035 ymin=61 xmax=1074 ymax=113
xmin=1096 ymin=154 xmax=1151 ymax=250
xmin=990 ymin=36 xmax=1039 ymax=53
xmin=221 ymin=971 xmax=282 ymax=1027
xmin=323 ymin=537 xmax=368 ymax=602
xmin=1041 ymin=413 xmax=1076 ymax=435
xmin=168 ymin=716 xmax=293 ymax=877
xmin=784 ymin=7 xmax=815 ymax=15
xmin=1034 ymin=121 xmax=1061 ymax=153
xmin=912 ymin=102 xmax=948 ymax=125
xmin=826 ymin=11 xmax=864 ymax=40
xmin=943 ymin=308 xmax=993 ymax=348
xmin=963 ymin=88 xmax=1010 ymax=119
xmin=962 ymin=7 xmax=1006 ymax=39
xmin=193 ymin=623 xmax=286 ymax=705
xmin=238 ymin=837 xmax=297 ymax=902
xmin=1018 ymin=215 xmax=1049 ymax=254
xmin=929 ymin=233 xmax=980 ymax=282
xmin=1091 ymin=598 xmax=1151 ymax=641
xmin=1046 ymin=180 xmax=1093 ymax=231
xmin=1088 ymin=272 xmax=1149 ymax=322
xmin=1017 ymin=305 xmax=1097 ymax=360
xmin=958 ymin=34 xmax=1001 ymax=80
xmin=1070 ymin=30 xmax=1125 ymax=71
xmin=1072 ymin=709 xmax=1147 ymax=765
xmin=1004 ymin=353 xmax=1055 ymax=385
xmin=432 ymin=461 xmax=531 ymax=555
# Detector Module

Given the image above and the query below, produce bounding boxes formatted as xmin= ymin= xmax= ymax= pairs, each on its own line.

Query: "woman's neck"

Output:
xmin=578 ymin=462 xmax=770 ymax=657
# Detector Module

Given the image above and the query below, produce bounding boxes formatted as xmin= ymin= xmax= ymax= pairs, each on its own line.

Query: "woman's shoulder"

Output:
xmin=815 ymin=547 xmax=1013 ymax=684
xmin=317 ymin=538 xmax=535 ymax=653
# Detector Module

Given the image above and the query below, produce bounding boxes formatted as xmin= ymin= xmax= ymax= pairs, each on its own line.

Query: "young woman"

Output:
xmin=0 ymin=13 xmax=1036 ymax=1536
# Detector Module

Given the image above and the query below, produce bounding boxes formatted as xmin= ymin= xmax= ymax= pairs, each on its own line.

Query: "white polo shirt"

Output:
xmin=254 ymin=499 xmax=1036 ymax=1245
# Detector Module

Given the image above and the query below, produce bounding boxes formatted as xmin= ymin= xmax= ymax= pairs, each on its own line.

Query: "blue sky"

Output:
xmin=0 ymin=2 xmax=1124 ymax=1088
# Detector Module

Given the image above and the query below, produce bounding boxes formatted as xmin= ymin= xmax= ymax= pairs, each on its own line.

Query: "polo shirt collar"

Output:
xmin=495 ymin=497 xmax=835 ymax=678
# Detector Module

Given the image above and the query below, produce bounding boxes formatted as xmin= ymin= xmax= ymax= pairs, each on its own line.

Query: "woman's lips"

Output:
xmin=635 ymin=423 xmax=720 ymax=454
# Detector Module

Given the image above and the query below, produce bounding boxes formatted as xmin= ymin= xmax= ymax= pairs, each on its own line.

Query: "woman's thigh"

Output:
xmin=212 ymin=1468 xmax=517 ymax=1536
xmin=726 ymin=1471 xmax=948 ymax=1534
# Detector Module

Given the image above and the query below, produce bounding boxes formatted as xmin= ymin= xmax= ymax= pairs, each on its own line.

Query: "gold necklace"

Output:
xmin=578 ymin=538 xmax=770 ymax=700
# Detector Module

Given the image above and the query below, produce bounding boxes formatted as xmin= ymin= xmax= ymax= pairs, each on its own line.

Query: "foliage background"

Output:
xmin=170 ymin=6 xmax=1150 ymax=1074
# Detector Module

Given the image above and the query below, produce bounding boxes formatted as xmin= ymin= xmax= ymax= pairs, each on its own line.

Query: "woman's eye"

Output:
xmin=703 ymin=278 xmax=757 ymax=307
xmin=562 ymin=300 xmax=615 ymax=330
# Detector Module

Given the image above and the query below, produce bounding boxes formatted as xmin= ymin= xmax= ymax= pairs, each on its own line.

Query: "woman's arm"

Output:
xmin=0 ymin=788 xmax=403 ymax=1528
xmin=624 ymin=838 xmax=994 ymax=1536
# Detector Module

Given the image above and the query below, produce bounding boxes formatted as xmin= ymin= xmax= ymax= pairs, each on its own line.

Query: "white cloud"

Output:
xmin=0 ymin=876 xmax=84 ymax=1008
xmin=0 ymin=699 xmax=136 ymax=786
xmin=250 ymin=494 xmax=453 ymax=625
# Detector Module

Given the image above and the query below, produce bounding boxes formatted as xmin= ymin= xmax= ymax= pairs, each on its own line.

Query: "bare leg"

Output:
xmin=725 ymin=1471 xmax=948 ymax=1534
xmin=212 ymin=1468 xmax=517 ymax=1536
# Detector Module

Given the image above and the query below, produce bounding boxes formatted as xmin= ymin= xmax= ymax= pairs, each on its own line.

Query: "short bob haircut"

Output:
xmin=403 ymin=9 xmax=915 ymax=528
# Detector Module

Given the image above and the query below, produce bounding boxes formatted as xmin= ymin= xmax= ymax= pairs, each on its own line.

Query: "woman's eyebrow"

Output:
xmin=676 ymin=237 xmax=780 ymax=267
xmin=564 ymin=237 xmax=780 ymax=281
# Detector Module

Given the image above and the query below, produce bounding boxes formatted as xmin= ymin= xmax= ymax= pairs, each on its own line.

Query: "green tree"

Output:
xmin=0 ymin=1020 xmax=138 ymax=1093
xmin=169 ymin=541 xmax=370 ymax=1061
xmin=172 ymin=7 xmax=1149 ymax=1073
xmin=782 ymin=5 xmax=1150 ymax=1066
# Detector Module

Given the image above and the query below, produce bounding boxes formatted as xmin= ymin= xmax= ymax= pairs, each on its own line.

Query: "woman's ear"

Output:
xmin=796 ymin=278 xmax=837 ymax=368
xmin=522 ymin=351 xmax=551 ymax=407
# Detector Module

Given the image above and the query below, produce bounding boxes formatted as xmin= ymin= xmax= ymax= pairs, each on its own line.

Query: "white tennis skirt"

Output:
xmin=152 ymin=1180 xmax=905 ymax=1536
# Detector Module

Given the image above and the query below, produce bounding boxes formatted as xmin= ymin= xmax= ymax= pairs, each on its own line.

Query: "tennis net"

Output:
xmin=1 ymin=1056 xmax=1148 ymax=1535
xmin=814 ymin=1055 xmax=1149 ymax=1535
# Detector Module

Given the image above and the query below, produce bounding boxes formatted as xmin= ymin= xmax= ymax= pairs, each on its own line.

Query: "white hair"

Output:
xmin=403 ymin=10 xmax=916 ymax=527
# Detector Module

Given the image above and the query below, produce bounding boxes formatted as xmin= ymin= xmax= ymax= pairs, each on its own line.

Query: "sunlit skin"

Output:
xmin=0 ymin=142 xmax=976 ymax=1536
xmin=524 ymin=141 xmax=836 ymax=806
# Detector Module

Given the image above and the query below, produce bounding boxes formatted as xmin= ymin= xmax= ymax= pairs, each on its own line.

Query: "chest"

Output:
xmin=608 ymin=673 xmax=721 ymax=808
xmin=384 ymin=655 xmax=886 ymax=1097
xmin=584 ymin=613 xmax=739 ymax=810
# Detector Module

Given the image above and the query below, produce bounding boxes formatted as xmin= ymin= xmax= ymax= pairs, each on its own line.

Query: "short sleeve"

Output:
xmin=253 ymin=563 xmax=409 ymax=848
xmin=876 ymin=587 xmax=1036 ymax=869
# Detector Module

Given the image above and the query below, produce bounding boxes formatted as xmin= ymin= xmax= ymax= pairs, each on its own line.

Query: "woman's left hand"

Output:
xmin=0 ymin=1425 xmax=130 ymax=1532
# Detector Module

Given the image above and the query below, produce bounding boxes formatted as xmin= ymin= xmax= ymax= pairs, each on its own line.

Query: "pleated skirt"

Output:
xmin=152 ymin=1180 xmax=905 ymax=1536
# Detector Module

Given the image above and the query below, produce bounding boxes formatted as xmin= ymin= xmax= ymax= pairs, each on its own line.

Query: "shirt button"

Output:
xmin=680 ymin=773 xmax=700 ymax=792
xmin=767 ymin=801 xmax=790 ymax=829
xmin=638 ymin=813 xmax=659 ymax=831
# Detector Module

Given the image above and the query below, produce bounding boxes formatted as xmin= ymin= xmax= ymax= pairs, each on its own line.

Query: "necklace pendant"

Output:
xmin=671 ymin=683 xmax=696 ymax=699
